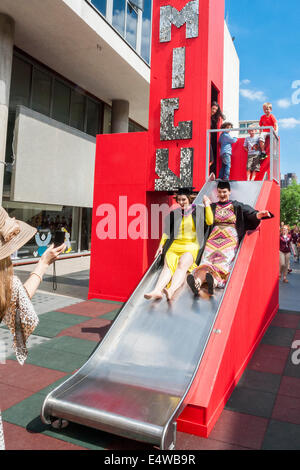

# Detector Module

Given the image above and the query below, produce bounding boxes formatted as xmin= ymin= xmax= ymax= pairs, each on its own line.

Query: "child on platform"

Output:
xmin=218 ymin=122 xmax=237 ymax=181
xmin=259 ymin=102 xmax=278 ymax=160
xmin=244 ymin=124 xmax=261 ymax=181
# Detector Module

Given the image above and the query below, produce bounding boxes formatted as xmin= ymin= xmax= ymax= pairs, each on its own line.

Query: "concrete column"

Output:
xmin=0 ymin=14 xmax=14 ymax=203
xmin=111 ymin=100 xmax=129 ymax=133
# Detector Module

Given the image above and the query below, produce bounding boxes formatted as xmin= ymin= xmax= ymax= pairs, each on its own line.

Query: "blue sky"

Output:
xmin=225 ymin=0 xmax=300 ymax=181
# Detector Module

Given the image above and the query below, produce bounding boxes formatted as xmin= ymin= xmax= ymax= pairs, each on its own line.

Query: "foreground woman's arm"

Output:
xmin=23 ymin=243 xmax=65 ymax=299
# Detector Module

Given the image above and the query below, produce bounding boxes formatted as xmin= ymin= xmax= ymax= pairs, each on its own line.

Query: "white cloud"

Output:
xmin=240 ymin=88 xmax=267 ymax=101
xmin=240 ymin=79 xmax=251 ymax=85
xmin=278 ymin=118 xmax=300 ymax=129
xmin=277 ymin=98 xmax=291 ymax=109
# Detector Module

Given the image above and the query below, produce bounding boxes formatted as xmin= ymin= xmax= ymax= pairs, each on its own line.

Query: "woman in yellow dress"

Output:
xmin=144 ymin=188 xmax=213 ymax=301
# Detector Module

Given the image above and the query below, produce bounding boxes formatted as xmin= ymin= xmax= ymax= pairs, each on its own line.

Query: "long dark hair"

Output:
xmin=211 ymin=101 xmax=226 ymax=128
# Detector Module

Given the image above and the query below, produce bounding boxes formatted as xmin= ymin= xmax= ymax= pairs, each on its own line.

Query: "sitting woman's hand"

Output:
xmin=203 ymin=195 xmax=211 ymax=207
xmin=256 ymin=210 xmax=271 ymax=220
xmin=40 ymin=243 xmax=66 ymax=266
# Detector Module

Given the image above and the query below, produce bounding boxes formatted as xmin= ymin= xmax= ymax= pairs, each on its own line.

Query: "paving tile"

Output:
xmin=98 ymin=309 xmax=120 ymax=322
xmin=283 ymin=349 xmax=300 ymax=379
xmin=248 ymin=344 xmax=290 ymax=375
xmin=237 ymin=369 xmax=281 ymax=394
xmin=278 ymin=376 xmax=300 ymax=398
xmin=33 ymin=311 xmax=88 ymax=338
xmin=261 ymin=326 xmax=296 ymax=348
xmin=7 ymin=343 xmax=88 ymax=373
xmin=208 ymin=409 xmax=268 ymax=449
xmin=38 ymin=336 xmax=96 ymax=357
xmin=0 ymin=383 xmax=34 ymax=411
xmin=175 ymin=432 xmax=249 ymax=450
xmin=2 ymin=393 xmax=111 ymax=450
xmin=278 ymin=309 xmax=300 ymax=316
xmin=57 ymin=301 xmax=119 ymax=317
xmin=262 ymin=420 xmax=300 ymax=450
xmin=0 ymin=360 xmax=67 ymax=393
xmin=2 ymin=421 xmax=86 ymax=450
xmin=225 ymin=387 xmax=276 ymax=418
xmin=0 ymin=328 xmax=51 ymax=362
xmin=89 ymin=298 xmax=123 ymax=307
xmin=272 ymin=394 xmax=300 ymax=425
xmin=30 ymin=291 xmax=82 ymax=315
xmin=57 ymin=317 xmax=112 ymax=342
xmin=271 ymin=313 xmax=300 ymax=329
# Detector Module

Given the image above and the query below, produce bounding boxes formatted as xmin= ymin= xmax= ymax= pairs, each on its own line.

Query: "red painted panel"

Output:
xmin=177 ymin=181 xmax=280 ymax=437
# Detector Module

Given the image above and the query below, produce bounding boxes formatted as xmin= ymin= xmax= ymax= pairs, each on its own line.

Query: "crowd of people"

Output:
xmin=280 ymin=223 xmax=300 ymax=283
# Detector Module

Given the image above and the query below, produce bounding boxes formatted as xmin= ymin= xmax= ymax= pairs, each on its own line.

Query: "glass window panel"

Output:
xmin=9 ymin=56 xmax=32 ymax=109
xmin=91 ymin=0 xmax=106 ymax=16
xmin=126 ymin=2 xmax=138 ymax=49
xmin=32 ymin=69 xmax=52 ymax=116
xmin=86 ymin=98 xmax=100 ymax=136
xmin=113 ymin=0 xmax=126 ymax=35
xmin=141 ymin=0 xmax=151 ymax=63
xmin=70 ymin=90 xmax=86 ymax=131
xmin=52 ymin=80 xmax=71 ymax=125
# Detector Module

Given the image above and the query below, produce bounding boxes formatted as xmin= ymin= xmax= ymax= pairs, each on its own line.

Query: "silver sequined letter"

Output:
xmin=160 ymin=98 xmax=192 ymax=141
xmin=172 ymin=47 xmax=185 ymax=89
xmin=160 ymin=0 xmax=199 ymax=43
xmin=155 ymin=148 xmax=194 ymax=191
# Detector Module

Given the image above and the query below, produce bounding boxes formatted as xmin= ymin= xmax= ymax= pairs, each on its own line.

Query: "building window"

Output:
xmin=31 ymin=68 xmax=52 ymax=116
xmin=113 ymin=0 xmax=126 ymax=35
xmin=9 ymin=56 xmax=32 ymax=109
xmin=126 ymin=2 xmax=138 ymax=49
xmin=70 ymin=90 xmax=86 ymax=132
xmin=52 ymin=79 xmax=71 ymax=125
xmin=90 ymin=0 xmax=107 ymax=16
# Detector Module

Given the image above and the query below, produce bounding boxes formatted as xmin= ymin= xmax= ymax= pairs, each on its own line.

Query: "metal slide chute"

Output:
xmin=41 ymin=181 xmax=263 ymax=449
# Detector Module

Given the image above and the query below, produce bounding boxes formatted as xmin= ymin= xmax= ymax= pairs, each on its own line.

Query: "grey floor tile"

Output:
xmin=262 ymin=420 xmax=300 ymax=450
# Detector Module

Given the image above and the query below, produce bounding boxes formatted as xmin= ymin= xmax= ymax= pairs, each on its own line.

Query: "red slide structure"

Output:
xmin=86 ymin=0 xmax=280 ymax=442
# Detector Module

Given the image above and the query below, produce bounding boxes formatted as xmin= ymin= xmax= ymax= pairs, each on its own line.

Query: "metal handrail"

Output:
xmin=206 ymin=127 xmax=280 ymax=183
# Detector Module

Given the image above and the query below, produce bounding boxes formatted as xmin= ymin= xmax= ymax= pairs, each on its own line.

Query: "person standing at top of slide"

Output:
xmin=259 ymin=103 xmax=278 ymax=160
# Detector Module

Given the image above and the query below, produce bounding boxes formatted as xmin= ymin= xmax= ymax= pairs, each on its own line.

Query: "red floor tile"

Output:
xmin=176 ymin=431 xmax=249 ymax=450
xmin=272 ymin=394 xmax=300 ymax=425
xmin=247 ymin=344 xmax=290 ymax=375
xmin=2 ymin=421 xmax=86 ymax=450
xmin=271 ymin=313 xmax=300 ymax=329
xmin=279 ymin=376 xmax=300 ymax=398
xmin=58 ymin=301 xmax=119 ymax=317
xmin=0 ymin=383 xmax=34 ymax=411
xmin=0 ymin=360 xmax=67 ymax=392
xmin=208 ymin=409 xmax=268 ymax=449
xmin=57 ymin=317 xmax=112 ymax=342
xmin=294 ymin=330 xmax=300 ymax=340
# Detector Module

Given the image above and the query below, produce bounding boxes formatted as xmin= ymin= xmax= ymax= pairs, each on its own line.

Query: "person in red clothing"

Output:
xmin=259 ymin=102 xmax=278 ymax=160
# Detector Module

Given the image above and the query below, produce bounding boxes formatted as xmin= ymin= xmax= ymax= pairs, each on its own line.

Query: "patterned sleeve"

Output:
xmin=2 ymin=276 xmax=39 ymax=365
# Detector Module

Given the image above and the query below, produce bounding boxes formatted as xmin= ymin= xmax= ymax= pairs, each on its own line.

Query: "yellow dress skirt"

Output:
xmin=160 ymin=214 xmax=200 ymax=276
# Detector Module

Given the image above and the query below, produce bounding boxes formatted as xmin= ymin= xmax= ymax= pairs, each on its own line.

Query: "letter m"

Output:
xmin=160 ymin=0 xmax=199 ymax=43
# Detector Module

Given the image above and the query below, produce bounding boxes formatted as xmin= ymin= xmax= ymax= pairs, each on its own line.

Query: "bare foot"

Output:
xmin=163 ymin=288 xmax=174 ymax=301
xmin=144 ymin=291 xmax=163 ymax=300
xmin=208 ymin=173 xmax=216 ymax=182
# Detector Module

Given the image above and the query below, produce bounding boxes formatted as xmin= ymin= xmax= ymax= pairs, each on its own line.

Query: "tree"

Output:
xmin=280 ymin=180 xmax=300 ymax=226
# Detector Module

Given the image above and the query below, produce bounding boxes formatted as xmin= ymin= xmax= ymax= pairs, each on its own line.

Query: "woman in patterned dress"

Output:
xmin=187 ymin=181 xmax=272 ymax=296
xmin=0 ymin=207 xmax=65 ymax=450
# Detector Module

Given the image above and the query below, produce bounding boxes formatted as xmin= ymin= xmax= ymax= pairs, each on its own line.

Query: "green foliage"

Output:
xmin=281 ymin=180 xmax=300 ymax=225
